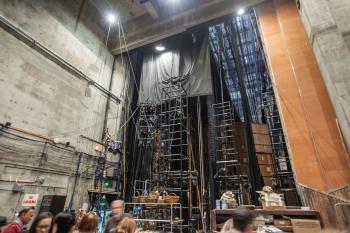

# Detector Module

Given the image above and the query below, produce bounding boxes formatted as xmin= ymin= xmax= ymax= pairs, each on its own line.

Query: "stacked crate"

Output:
xmin=235 ymin=122 xmax=249 ymax=176
xmin=251 ymin=123 xmax=275 ymax=187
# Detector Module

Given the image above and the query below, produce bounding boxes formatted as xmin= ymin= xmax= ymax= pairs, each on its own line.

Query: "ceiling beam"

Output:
xmin=111 ymin=0 xmax=266 ymax=54
xmin=143 ymin=0 xmax=160 ymax=19
xmin=88 ymin=0 xmax=111 ymax=15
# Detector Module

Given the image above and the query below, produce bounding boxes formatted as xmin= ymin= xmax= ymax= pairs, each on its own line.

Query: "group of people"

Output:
xmin=1 ymin=200 xmax=138 ymax=233
xmin=1 ymin=201 xmax=256 ymax=233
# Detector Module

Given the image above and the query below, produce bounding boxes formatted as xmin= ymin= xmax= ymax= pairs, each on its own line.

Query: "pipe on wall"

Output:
xmin=0 ymin=15 xmax=121 ymax=104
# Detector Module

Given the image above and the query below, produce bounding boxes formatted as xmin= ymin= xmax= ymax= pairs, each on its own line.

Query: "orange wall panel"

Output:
xmin=255 ymin=0 xmax=350 ymax=191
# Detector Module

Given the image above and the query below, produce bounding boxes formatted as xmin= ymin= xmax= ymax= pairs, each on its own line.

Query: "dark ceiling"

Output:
xmin=75 ymin=0 xmax=266 ymax=54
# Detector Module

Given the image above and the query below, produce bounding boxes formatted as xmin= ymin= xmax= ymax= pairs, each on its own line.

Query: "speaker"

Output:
xmin=39 ymin=195 xmax=66 ymax=217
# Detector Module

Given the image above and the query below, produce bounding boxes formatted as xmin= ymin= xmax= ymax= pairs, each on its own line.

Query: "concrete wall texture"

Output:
xmin=298 ymin=0 xmax=350 ymax=155
xmin=256 ymin=0 xmax=350 ymax=191
xmin=0 ymin=0 xmax=130 ymax=218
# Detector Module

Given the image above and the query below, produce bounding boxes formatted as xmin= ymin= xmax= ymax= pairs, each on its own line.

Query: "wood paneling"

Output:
xmin=298 ymin=184 xmax=350 ymax=230
xmin=255 ymin=0 xmax=350 ymax=191
xmin=328 ymin=185 xmax=350 ymax=202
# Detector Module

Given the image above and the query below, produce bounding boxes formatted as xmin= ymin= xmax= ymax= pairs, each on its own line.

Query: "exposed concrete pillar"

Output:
xmin=298 ymin=0 xmax=350 ymax=154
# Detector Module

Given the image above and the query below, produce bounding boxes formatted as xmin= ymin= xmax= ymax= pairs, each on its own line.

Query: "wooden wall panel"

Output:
xmin=255 ymin=0 xmax=350 ymax=191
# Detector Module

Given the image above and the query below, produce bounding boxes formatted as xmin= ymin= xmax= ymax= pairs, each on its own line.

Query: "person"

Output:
xmin=114 ymin=216 xmax=139 ymax=233
xmin=3 ymin=207 xmax=36 ymax=233
xmin=28 ymin=212 xmax=53 ymax=233
xmin=230 ymin=208 xmax=254 ymax=233
xmin=104 ymin=200 xmax=125 ymax=233
xmin=0 ymin=216 xmax=8 ymax=233
xmin=75 ymin=212 xmax=98 ymax=233
xmin=220 ymin=218 xmax=234 ymax=233
xmin=53 ymin=212 xmax=76 ymax=233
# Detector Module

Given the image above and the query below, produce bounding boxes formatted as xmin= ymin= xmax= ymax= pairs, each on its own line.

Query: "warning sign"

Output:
xmin=22 ymin=194 xmax=39 ymax=207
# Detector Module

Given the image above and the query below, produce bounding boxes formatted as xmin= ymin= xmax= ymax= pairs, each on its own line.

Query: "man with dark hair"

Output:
xmin=3 ymin=207 xmax=35 ymax=233
xmin=231 ymin=208 xmax=254 ymax=233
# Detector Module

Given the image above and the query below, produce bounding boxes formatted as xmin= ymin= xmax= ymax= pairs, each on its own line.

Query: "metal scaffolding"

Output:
xmin=208 ymin=12 xmax=298 ymax=200
xmin=150 ymin=82 xmax=193 ymax=231
xmin=213 ymin=101 xmax=249 ymax=205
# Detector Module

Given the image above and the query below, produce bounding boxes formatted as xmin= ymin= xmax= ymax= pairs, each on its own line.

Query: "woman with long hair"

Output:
xmin=53 ymin=212 xmax=76 ymax=233
xmin=29 ymin=212 xmax=53 ymax=233
xmin=114 ymin=216 xmax=139 ymax=233
xmin=75 ymin=212 xmax=98 ymax=233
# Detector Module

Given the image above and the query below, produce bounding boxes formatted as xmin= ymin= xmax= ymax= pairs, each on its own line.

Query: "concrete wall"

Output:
xmin=298 ymin=0 xmax=350 ymax=155
xmin=256 ymin=0 xmax=350 ymax=191
xmin=0 ymin=0 xmax=130 ymax=218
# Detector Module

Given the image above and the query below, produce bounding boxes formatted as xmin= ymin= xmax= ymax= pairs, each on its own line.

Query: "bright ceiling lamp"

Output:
xmin=155 ymin=45 xmax=165 ymax=52
xmin=107 ymin=13 xmax=117 ymax=24
xmin=237 ymin=8 xmax=245 ymax=15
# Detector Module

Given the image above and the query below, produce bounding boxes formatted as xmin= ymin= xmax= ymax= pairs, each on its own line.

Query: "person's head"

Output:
xmin=220 ymin=218 xmax=234 ymax=233
xmin=114 ymin=216 xmax=138 ymax=233
xmin=29 ymin=212 xmax=53 ymax=233
xmin=111 ymin=200 xmax=125 ymax=216
xmin=0 ymin=216 xmax=7 ymax=231
xmin=232 ymin=208 xmax=254 ymax=233
xmin=77 ymin=212 xmax=98 ymax=233
xmin=54 ymin=212 xmax=76 ymax=233
xmin=18 ymin=207 xmax=36 ymax=225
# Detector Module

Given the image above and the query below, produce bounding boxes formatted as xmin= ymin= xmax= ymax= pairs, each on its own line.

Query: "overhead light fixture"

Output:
xmin=155 ymin=45 xmax=165 ymax=52
xmin=107 ymin=13 xmax=116 ymax=24
xmin=237 ymin=8 xmax=245 ymax=16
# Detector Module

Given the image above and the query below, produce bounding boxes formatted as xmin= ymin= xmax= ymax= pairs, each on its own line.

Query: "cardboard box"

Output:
xmin=291 ymin=219 xmax=321 ymax=233
xmin=255 ymin=144 xmax=273 ymax=153
xmin=262 ymin=200 xmax=286 ymax=210
xmin=274 ymin=219 xmax=291 ymax=227
xmin=261 ymin=193 xmax=286 ymax=210
xmin=259 ymin=164 xmax=274 ymax=176
xmin=257 ymin=153 xmax=274 ymax=165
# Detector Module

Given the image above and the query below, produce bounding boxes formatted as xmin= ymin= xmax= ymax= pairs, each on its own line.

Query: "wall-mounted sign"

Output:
xmin=22 ymin=194 xmax=39 ymax=207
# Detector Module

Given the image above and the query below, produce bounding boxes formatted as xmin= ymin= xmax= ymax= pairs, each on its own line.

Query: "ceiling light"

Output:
xmin=237 ymin=8 xmax=245 ymax=15
xmin=155 ymin=45 xmax=165 ymax=52
xmin=107 ymin=14 xmax=116 ymax=24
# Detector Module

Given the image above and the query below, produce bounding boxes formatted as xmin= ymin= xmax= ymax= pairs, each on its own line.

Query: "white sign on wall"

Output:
xmin=21 ymin=194 xmax=39 ymax=207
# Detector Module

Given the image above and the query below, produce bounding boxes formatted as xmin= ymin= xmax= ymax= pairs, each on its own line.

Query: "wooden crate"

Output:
xmin=255 ymin=144 xmax=273 ymax=153
xmin=283 ymin=190 xmax=299 ymax=206
xmin=259 ymin=164 xmax=274 ymax=176
xmin=251 ymin=123 xmax=269 ymax=134
xmin=262 ymin=176 xmax=273 ymax=187
xmin=253 ymin=133 xmax=271 ymax=145
xmin=256 ymin=153 xmax=274 ymax=165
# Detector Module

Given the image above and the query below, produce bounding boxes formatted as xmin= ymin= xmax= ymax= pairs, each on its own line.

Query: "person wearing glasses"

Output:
xmin=28 ymin=212 xmax=53 ymax=233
